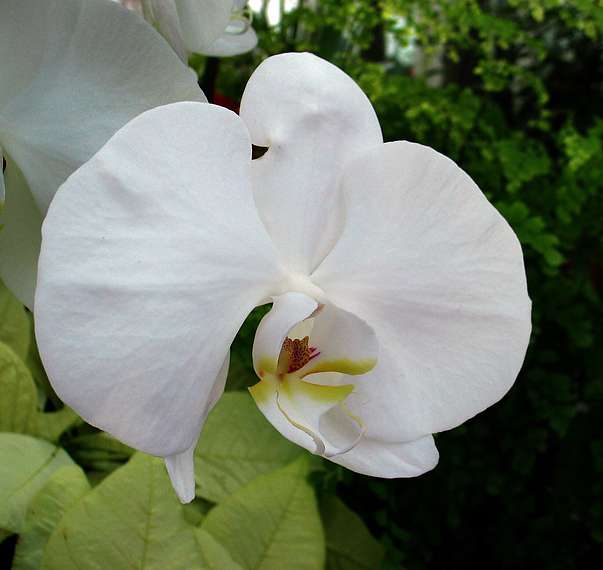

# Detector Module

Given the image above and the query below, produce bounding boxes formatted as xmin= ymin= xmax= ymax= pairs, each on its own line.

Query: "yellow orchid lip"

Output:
xmin=275 ymin=381 xmax=359 ymax=457
xmin=250 ymin=324 xmax=377 ymax=459
xmin=249 ymin=370 xmax=364 ymax=458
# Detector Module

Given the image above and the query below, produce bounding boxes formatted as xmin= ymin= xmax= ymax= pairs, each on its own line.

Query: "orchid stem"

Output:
xmin=199 ymin=57 xmax=220 ymax=103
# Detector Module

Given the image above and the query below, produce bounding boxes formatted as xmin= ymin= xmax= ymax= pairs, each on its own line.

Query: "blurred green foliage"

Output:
xmin=215 ymin=1 xmax=603 ymax=568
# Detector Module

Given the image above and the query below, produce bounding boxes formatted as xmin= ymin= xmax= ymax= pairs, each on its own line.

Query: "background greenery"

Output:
xmin=1 ymin=1 xmax=602 ymax=568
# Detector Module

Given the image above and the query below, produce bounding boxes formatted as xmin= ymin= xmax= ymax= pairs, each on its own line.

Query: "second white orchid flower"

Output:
xmin=116 ymin=0 xmax=257 ymax=60
xmin=0 ymin=0 xmax=204 ymax=309
xmin=35 ymin=53 xmax=532 ymax=503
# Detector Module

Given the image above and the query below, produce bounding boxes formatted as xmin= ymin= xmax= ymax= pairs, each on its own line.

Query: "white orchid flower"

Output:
xmin=115 ymin=0 xmax=258 ymax=60
xmin=0 ymin=0 xmax=205 ymax=309
xmin=35 ymin=53 xmax=532 ymax=503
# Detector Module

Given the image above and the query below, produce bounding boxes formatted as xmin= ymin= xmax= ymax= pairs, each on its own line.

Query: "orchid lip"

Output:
xmin=250 ymin=294 xmax=379 ymax=460
xmin=275 ymin=390 xmax=366 ymax=458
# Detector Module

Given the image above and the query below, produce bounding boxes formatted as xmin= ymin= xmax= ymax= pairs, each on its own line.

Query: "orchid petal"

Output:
xmin=202 ymin=26 xmax=258 ymax=57
xmin=330 ymin=431 xmax=440 ymax=478
xmin=174 ymin=0 xmax=233 ymax=53
xmin=115 ymin=0 xmax=144 ymax=15
xmin=0 ymin=0 xmax=205 ymax=308
xmin=0 ymin=0 xmax=204 ymax=214
xmin=313 ymin=385 xmax=438 ymax=477
xmin=165 ymin=353 xmax=229 ymax=503
xmin=35 ymin=103 xmax=284 ymax=464
xmin=165 ymin=444 xmax=196 ymax=504
xmin=239 ymin=53 xmax=383 ymax=274
xmin=313 ymin=141 xmax=532 ymax=442
xmin=141 ymin=0 xmax=190 ymax=62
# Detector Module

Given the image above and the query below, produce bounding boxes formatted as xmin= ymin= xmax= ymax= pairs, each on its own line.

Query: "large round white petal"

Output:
xmin=313 ymin=141 xmax=532 ymax=442
xmin=239 ymin=53 xmax=383 ymax=274
xmin=0 ymin=3 xmax=46 ymax=107
xmin=0 ymin=0 xmax=205 ymax=307
xmin=174 ymin=0 xmax=233 ymax=52
xmin=35 ymin=103 xmax=285 ymax=460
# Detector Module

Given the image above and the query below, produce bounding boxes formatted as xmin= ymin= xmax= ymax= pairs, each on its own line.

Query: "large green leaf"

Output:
xmin=198 ymin=458 xmax=325 ymax=570
xmin=320 ymin=496 xmax=384 ymax=570
xmin=0 ymin=342 xmax=77 ymax=441
xmin=195 ymin=391 xmax=303 ymax=502
xmin=0 ymin=278 xmax=29 ymax=360
xmin=0 ymin=433 xmax=74 ymax=534
xmin=42 ymin=453 xmax=203 ymax=570
xmin=13 ymin=465 xmax=90 ymax=570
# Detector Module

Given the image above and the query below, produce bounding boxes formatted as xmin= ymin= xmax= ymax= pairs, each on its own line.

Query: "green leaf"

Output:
xmin=195 ymin=391 xmax=303 ymax=502
xmin=0 ymin=342 xmax=77 ymax=441
xmin=13 ymin=465 xmax=90 ymax=570
xmin=36 ymin=410 xmax=79 ymax=445
xmin=196 ymin=529 xmax=244 ymax=570
xmin=198 ymin=458 xmax=325 ymax=570
xmin=0 ymin=278 xmax=30 ymax=360
xmin=24 ymin=314 xmax=60 ymax=408
xmin=226 ymin=305 xmax=272 ymax=391
xmin=0 ymin=343 xmax=37 ymax=434
xmin=0 ymin=433 xmax=74 ymax=534
xmin=42 ymin=453 xmax=203 ymax=570
xmin=67 ymin=431 xmax=134 ymax=476
xmin=320 ymin=496 xmax=385 ymax=570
